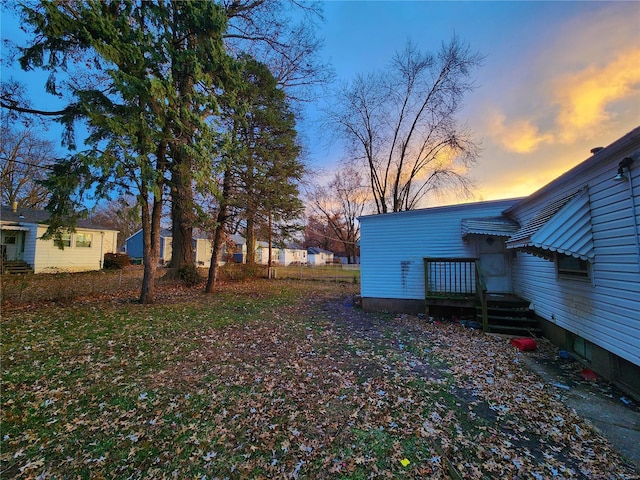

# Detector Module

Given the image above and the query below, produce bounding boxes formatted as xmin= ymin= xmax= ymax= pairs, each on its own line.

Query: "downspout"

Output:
xmin=100 ymin=231 xmax=105 ymax=269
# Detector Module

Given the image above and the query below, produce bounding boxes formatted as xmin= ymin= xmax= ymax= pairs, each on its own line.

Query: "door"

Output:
xmin=1 ymin=230 xmax=24 ymax=261
xmin=478 ymin=235 xmax=512 ymax=293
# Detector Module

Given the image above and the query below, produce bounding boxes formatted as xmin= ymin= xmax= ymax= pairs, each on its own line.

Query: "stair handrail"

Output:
xmin=475 ymin=261 xmax=489 ymax=332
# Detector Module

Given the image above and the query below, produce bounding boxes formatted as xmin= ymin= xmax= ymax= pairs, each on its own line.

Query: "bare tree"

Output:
xmin=0 ymin=122 xmax=56 ymax=209
xmin=223 ymin=0 xmax=332 ymax=103
xmin=328 ymin=37 xmax=483 ymax=213
xmin=90 ymin=195 xmax=142 ymax=251
xmin=308 ymin=166 xmax=368 ymax=263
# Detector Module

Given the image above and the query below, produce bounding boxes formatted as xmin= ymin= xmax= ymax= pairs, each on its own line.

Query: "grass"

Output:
xmin=1 ymin=278 xmax=637 ymax=479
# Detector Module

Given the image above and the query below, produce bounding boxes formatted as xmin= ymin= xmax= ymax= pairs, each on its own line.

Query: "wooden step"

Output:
xmin=1 ymin=260 xmax=34 ymax=274
xmin=477 ymin=293 xmax=538 ymax=335
xmin=483 ymin=314 xmax=537 ymax=323
xmin=486 ymin=324 xmax=542 ymax=334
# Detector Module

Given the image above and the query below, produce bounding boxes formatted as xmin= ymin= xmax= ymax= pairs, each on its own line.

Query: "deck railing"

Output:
xmin=475 ymin=262 xmax=489 ymax=332
xmin=423 ymin=257 xmax=478 ymax=299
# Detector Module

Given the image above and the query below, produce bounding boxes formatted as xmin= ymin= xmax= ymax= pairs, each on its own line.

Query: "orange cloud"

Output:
xmin=554 ymin=48 xmax=640 ymax=143
xmin=486 ymin=110 xmax=554 ymax=154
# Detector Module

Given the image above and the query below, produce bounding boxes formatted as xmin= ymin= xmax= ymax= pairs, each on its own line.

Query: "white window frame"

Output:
xmin=75 ymin=233 xmax=93 ymax=248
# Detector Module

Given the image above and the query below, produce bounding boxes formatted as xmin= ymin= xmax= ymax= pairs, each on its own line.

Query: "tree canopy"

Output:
xmin=3 ymin=0 xmax=317 ymax=300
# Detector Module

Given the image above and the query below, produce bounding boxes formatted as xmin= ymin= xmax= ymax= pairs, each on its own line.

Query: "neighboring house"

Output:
xmin=308 ymin=247 xmax=334 ymax=265
xmin=125 ymin=229 xmax=215 ymax=266
xmin=359 ymin=126 xmax=640 ymax=398
xmin=125 ymin=228 xmax=174 ymax=264
xmin=0 ymin=205 xmax=119 ymax=274
xmin=255 ymin=241 xmax=279 ymax=265
xmin=229 ymin=234 xmax=248 ymax=263
xmin=278 ymin=244 xmax=308 ymax=265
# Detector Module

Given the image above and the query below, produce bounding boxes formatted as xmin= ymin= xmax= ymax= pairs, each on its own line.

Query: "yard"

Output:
xmin=1 ymin=278 xmax=637 ymax=479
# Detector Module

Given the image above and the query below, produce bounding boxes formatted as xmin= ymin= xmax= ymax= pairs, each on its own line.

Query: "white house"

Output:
xmin=278 ymin=244 xmax=308 ymax=265
xmin=254 ymin=241 xmax=280 ymax=265
xmin=307 ymin=247 xmax=335 ymax=265
xmin=358 ymin=126 xmax=640 ymax=398
xmin=359 ymin=198 xmax=521 ymax=312
xmin=0 ymin=205 xmax=119 ymax=274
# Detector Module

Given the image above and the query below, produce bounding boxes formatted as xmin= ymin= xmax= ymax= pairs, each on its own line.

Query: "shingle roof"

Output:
xmin=0 ymin=206 xmax=118 ymax=231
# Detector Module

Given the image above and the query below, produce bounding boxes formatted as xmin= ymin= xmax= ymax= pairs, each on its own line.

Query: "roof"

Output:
xmin=506 ymin=188 xmax=595 ymax=261
xmin=504 ymin=126 xmax=640 ymax=215
xmin=308 ymin=247 xmax=333 ymax=255
xmin=228 ymin=233 xmax=245 ymax=245
xmin=0 ymin=206 xmax=118 ymax=232
xmin=359 ymin=197 xmax=524 ymax=221
xmin=461 ymin=216 xmax=520 ymax=238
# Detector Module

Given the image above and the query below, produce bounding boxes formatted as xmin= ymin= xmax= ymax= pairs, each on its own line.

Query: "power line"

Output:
xmin=1 ymin=157 xmax=55 ymax=171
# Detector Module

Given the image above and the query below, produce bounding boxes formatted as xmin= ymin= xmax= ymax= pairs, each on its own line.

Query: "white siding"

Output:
xmin=360 ymin=199 xmax=519 ymax=300
xmin=278 ymin=249 xmax=307 ymax=265
xmin=195 ymin=238 xmax=213 ymax=267
xmin=103 ymin=231 xmax=118 ymax=254
xmin=161 ymin=237 xmax=172 ymax=263
xmin=33 ymin=226 xmax=116 ymax=273
xmin=508 ymin=136 xmax=640 ymax=367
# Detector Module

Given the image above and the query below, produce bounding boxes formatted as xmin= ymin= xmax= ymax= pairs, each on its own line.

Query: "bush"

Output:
xmin=104 ymin=252 xmax=131 ymax=269
xmin=178 ymin=264 xmax=200 ymax=287
xmin=219 ymin=263 xmax=267 ymax=281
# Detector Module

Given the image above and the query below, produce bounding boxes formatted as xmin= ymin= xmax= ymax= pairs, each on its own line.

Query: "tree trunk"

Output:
xmin=245 ymin=213 xmax=256 ymax=265
xmin=205 ymin=166 xmax=232 ymax=292
xmin=267 ymin=209 xmax=274 ymax=278
xmin=139 ymin=188 xmax=162 ymax=304
xmin=169 ymin=158 xmax=195 ymax=269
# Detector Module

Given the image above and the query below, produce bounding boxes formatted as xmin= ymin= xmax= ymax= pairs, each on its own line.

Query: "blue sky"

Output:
xmin=2 ymin=1 xmax=639 ymax=206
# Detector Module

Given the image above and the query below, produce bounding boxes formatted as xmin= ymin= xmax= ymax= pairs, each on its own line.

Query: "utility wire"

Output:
xmin=1 ymin=157 xmax=55 ymax=171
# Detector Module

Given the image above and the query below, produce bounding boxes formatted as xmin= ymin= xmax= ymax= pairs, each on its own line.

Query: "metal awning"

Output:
xmin=0 ymin=224 xmax=30 ymax=231
xmin=461 ymin=216 xmax=520 ymax=238
xmin=506 ymin=188 xmax=594 ymax=261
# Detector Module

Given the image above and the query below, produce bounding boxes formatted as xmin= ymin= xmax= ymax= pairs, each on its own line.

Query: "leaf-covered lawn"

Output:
xmin=1 ymin=280 xmax=637 ymax=479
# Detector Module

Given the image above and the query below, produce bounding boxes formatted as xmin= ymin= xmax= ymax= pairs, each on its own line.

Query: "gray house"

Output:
xmin=359 ymin=126 xmax=640 ymax=397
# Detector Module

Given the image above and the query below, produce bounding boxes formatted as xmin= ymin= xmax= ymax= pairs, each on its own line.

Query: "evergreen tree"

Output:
xmin=16 ymin=1 xmax=233 ymax=303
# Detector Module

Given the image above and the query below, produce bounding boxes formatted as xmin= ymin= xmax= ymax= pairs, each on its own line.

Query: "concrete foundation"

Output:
xmin=361 ymin=297 xmax=426 ymax=315
xmin=539 ymin=316 xmax=640 ymax=401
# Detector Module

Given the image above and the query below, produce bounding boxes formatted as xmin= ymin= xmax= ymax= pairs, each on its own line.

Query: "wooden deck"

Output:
xmin=424 ymin=258 xmax=539 ymax=335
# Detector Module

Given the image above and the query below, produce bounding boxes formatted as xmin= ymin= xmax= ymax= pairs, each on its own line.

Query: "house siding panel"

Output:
xmin=23 ymin=225 xmax=38 ymax=266
xmin=125 ymin=230 xmax=144 ymax=259
xmin=360 ymin=199 xmax=519 ymax=301
xmin=508 ymin=132 xmax=640 ymax=368
xmin=33 ymin=226 xmax=108 ymax=273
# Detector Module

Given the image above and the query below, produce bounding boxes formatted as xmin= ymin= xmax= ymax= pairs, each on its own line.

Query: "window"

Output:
xmin=556 ymin=254 xmax=589 ymax=278
xmin=572 ymin=335 xmax=592 ymax=362
xmin=75 ymin=233 xmax=93 ymax=248
xmin=3 ymin=232 xmax=16 ymax=245
xmin=54 ymin=233 xmax=72 ymax=248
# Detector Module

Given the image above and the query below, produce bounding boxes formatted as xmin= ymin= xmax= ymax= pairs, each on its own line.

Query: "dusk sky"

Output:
xmin=309 ymin=1 xmax=640 ymax=205
xmin=2 ymin=1 xmax=639 ymax=207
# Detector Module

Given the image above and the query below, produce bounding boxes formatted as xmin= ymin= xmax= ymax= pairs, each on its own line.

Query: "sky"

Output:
xmin=2 ymin=1 xmax=640 ymax=208
xmin=305 ymin=1 xmax=640 ymax=205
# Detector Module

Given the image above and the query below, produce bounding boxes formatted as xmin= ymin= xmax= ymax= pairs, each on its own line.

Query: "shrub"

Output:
xmin=178 ymin=264 xmax=200 ymax=287
xmin=104 ymin=252 xmax=131 ymax=269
